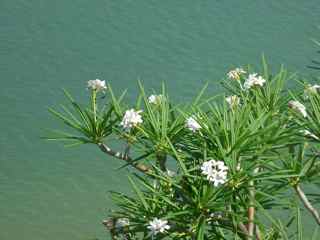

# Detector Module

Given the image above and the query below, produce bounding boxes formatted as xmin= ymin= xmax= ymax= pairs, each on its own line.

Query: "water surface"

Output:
xmin=1 ymin=1 xmax=320 ymax=239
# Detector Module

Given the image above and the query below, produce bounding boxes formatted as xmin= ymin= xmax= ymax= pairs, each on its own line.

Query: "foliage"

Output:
xmin=48 ymin=60 xmax=320 ymax=239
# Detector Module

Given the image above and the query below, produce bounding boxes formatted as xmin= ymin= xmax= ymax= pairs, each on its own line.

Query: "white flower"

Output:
xmin=227 ymin=68 xmax=246 ymax=80
xmin=147 ymin=218 xmax=170 ymax=235
xmin=243 ymin=73 xmax=266 ymax=89
xmin=304 ymin=84 xmax=320 ymax=98
xmin=226 ymin=95 xmax=240 ymax=108
xmin=288 ymin=100 xmax=307 ymax=118
xmin=300 ymin=130 xmax=319 ymax=140
xmin=201 ymin=160 xmax=228 ymax=187
xmin=148 ymin=94 xmax=163 ymax=104
xmin=186 ymin=116 xmax=201 ymax=132
xmin=87 ymin=79 xmax=107 ymax=92
xmin=120 ymin=109 xmax=143 ymax=130
xmin=115 ymin=218 xmax=130 ymax=229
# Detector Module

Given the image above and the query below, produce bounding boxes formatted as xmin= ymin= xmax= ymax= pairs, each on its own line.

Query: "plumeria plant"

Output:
xmin=47 ymin=60 xmax=320 ymax=239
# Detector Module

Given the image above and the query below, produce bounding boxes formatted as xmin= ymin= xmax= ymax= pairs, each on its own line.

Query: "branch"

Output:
xmin=247 ymin=180 xmax=255 ymax=239
xmin=238 ymin=223 xmax=249 ymax=236
xmin=247 ymin=168 xmax=259 ymax=239
xmin=98 ymin=142 xmax=152 ymax=174
xmin=294 ymin=184 xmax=320 ymax=225
xmin=255 ymin=225 xmax=261 ymax=240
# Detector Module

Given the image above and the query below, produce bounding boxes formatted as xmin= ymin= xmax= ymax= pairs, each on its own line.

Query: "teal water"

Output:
xmin=1 ymin=1 xmax=320 ymax=239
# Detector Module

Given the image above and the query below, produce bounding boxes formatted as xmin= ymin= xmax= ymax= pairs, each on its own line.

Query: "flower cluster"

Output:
xmin=185 ymin=116 xmax=201 ymax=132
xmin=227 ymin=68 xmax=246 ymax=80
xmin=226 ymin=95 xmax=240 ymax=108
xmin=120 ymin=109 xmax=143 ymax=130
xmin=288 ymin=100 xmax=307 ymax=118
xmin=87 ymin=79 xmax=107 ymax=92
xmin=243 ymin=73 xmax=266 ymax=89
xmin=201 ymin=160 xmax=228 ymax=187
xmin=147 ymin=218 xmax=170 ymax=235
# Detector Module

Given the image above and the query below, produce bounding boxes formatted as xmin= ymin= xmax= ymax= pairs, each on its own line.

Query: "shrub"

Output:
xmin=48 ymin=61 xmax=320 ymax=239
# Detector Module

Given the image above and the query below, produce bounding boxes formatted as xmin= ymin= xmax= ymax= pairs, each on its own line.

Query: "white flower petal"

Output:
xmin=244 ymin=73 xmax=266 ymax=89
xmin=288 ymin=100 xmax=307 ymax=118
xmin=120 ymin=109 xmax=143 ymax=130
xmin=148 ymin=218 xmax=170 ymax=235
xmin=226 ymin=95 xmax=240 ymax=108
xmin=227 ymin=68 xmax=246 ymax=80
xmin=87 ymin=79 xmax=107 ymax=92
xmin=186 ymin=116 xmax=201 ymax=132
xmin=201 ymin=160 xmax=228 ymax=186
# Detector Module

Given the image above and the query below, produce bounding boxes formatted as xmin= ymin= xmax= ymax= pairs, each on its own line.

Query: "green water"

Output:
xmin=1 ymin=1 xmax=320 ymax=239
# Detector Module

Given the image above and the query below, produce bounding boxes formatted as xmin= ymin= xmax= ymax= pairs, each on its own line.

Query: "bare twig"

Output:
xmin=294 ymin=184 xmax=320 ymax=225
xmin=98 ymin=142 xmax=151 ymax=174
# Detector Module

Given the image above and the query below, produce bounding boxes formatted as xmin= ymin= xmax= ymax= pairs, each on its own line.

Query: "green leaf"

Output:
xmin=128 ymin=175 xmax=149 ymax=211
xmin=296 ymin=205 xmax=303 ymax=240
xmin=196 ymin=217 xmax=205 ymax=240
xmin=312 ymin=226 xmax=319 ymax=240
xmin=166 ymin=137 xmax=188 ymax=174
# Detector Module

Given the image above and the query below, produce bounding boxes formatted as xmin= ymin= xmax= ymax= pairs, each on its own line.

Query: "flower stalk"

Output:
xmin=91 ymin=90 xmax=97 ymax=123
